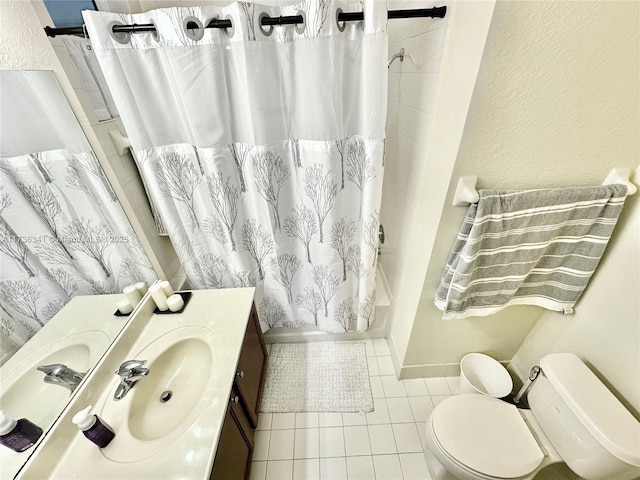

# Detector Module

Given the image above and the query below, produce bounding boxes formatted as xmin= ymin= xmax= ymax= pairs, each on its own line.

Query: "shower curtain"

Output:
xmin=84 ymin=0 xmax=387 ymax=332
xmin=0 ymin=71 xmax=157 ymax=349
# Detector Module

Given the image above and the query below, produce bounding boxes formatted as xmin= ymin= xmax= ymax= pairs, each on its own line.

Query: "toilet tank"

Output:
xmin=528 ymin=353 xmax=640 ymax=480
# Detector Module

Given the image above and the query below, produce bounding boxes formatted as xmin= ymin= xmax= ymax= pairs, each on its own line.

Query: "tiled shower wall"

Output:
xmin=380 ymin=1 xmax=450 ymax=299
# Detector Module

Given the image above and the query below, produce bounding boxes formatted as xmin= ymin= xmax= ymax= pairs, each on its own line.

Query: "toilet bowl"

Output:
xmin=423 ymin=354 xmax=640 ymax=480
xmin=424 ymin=394 xmax=556 ymax=480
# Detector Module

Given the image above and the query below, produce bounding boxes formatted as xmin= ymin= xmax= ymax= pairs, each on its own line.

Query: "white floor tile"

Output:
xmin=319 ymin=427 xmax=345 ymax=457
xmin=387 ymin=397 xmax=414 ymax=423
xmin=366 ymin=398 xmax=391 ymax=425
xmin=272 ymin=413 xmax=297 ymax=430
xmin=296 ymin=412 xmax=319 ymax=429
xmin=250 ymin=461 xmax=267 ymax=480
xmin=346 ymin=455 xmax=375 ymax=480
xmin=377 ymin=356 xmax=396 ymax=375
xmin=364 ymin=339 xmax=376 ymax=357
xmin=445 ymin=376 xmax=462 ymax=394
xmin=431 ymin=395 xmax=452 ymax=406
xmin=425 ymin=377 xmax=450 ymax=395
xmin=372 ymin=454 xmax=403 ymax=480
xmin=266 ymin=460 xmax=293 ymax=480
xmin=254 ymin=430 xmax=271 ymax=461
xmin=319 ymin=457 xmax=347 ymax=480
xmin=342 ymin=412 xmax=367 ymax=426
xmin=392 ymin=423 xmax=423 ymax=453
xmin=399 ymin=452 xmax=432 ymax=480
xmin=369 ymin=376 xmax=385 ymax=398
xmin=344 ymin=425 xmax=371 ymax=456
xmin=258 ymin=413 xmax=273 ymax=431
xmin=268 ymin=429 xmax=295 ymax=460
xmin=294 ymin=428 xmax=320 ymax=459
xmin=408 ymin=396 xmax=433 ymax=423
xmin=318 ymin=412 xmax=343 ymax=428
xmin=403 ymin=378 xmax=429 ymax=397
xmin=416 ymin=422 xmax=428 ymax=450
xmin=293 ymin=458 xmax=320 ymax=480
xmin=381 ymin=375 xmax=407 ymax=398
xmin=372 ymin=338 xmax=391 ymax=356
xmin=368 ymin=424 xmax=397 ymax=454
xmin=367 ymin=356 xmax=380 ymax=376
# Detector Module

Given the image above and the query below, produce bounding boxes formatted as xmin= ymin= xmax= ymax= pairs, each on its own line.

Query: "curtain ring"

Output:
xmin=224 ymin=14 xmax=235 ymax=38
xmin=258 ymin=12 xmax=273 ymax=37
xmin=183 ymin=16 xmax=204 ymax=42
xmin=335 ymin=8 xmax=346 ymax=32
xmin=295 ymin=10 xmax=305 ymax=35
xmin=108 ymin=20 xmax=131 ymax=45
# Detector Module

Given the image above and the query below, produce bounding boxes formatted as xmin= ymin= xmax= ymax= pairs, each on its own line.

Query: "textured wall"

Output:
xmin=403 ymin=1 xmax=639 ymax=378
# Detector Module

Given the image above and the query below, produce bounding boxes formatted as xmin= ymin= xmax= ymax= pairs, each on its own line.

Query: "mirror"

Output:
xmin=0 ymin=70 xmax=155 ymax=478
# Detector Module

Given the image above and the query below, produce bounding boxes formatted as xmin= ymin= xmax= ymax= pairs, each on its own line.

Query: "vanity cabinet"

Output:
xmin=211 ymin=304 xmax=267 ymax=480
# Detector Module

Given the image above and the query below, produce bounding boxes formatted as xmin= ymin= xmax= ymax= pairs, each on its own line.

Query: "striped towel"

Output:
xmin=435 ymin=184 xmax=627 ymax=319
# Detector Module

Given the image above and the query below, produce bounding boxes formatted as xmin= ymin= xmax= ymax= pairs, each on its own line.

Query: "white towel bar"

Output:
xmin=453 ymin=168 xmax=637 ymax=206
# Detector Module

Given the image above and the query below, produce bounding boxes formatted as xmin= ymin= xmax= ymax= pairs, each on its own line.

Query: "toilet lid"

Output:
xmin=432 ymin=394 xmax=544 ymax=479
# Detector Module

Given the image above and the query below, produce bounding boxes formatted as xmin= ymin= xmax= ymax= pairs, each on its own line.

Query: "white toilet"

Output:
xmin=424 ymin=353 xmax=640 ymax=480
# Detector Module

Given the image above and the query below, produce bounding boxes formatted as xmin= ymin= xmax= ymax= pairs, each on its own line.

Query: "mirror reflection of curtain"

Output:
xmin=84 ymin=1 xmax=388 ymax=333
xmin=61 ymin=36 xmax=118 ymax=121
xmin=0 ymin=71 xmax=156 ymax=352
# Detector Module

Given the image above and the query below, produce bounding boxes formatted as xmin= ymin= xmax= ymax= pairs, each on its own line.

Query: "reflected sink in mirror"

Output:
xmin=0 ymin=331 xmax=110 ymax=431
xmin=97 ymin=325 xmax=221 ymax=463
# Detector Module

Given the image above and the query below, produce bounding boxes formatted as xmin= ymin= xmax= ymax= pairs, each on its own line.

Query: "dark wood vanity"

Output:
xmin=210 ymin=305 xmax=268 ymax=480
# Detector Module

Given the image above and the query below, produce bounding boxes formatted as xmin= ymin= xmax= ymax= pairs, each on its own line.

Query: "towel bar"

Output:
xmin=453 ymin=168 xmax=637 ymax=206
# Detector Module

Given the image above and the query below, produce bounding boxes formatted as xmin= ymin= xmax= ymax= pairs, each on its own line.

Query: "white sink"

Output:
xmin=0 ymin=331 xmax=109 ymax=429
xmin=97 ymin=325 xmax=222 ymax=463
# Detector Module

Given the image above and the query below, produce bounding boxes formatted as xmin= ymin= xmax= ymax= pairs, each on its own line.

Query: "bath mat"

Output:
xmin=260 ymin=342 xmax=374 ymax=413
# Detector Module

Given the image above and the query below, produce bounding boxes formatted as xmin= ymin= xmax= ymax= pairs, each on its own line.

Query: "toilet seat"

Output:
xmin=431 ymin=394 xmax=544 ymax=479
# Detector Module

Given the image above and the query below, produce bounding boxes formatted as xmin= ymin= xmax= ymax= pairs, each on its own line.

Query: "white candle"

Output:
xmin=117 ymin=300 xmax=133 ymax=315
xmin=160 ymin=280 xmax=174 ymax=297
xmin=149 ymin=284 xmax=169 ymax=311
xmin=166 ymin=294 xmax=184 ymax=312
xmin=134 ymin=282 xmax=148 ymax=296
xmin=123 ymin=285 xmax=142 ymax=306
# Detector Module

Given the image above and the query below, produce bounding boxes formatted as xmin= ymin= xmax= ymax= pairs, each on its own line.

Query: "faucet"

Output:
xmin=37 ymin=364 xmax=86 ymax=392
xmin=114 ymin=360 xmax=149 ymax=400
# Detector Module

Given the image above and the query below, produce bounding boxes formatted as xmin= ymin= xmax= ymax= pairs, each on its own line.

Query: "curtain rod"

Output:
xmin=44 ymin=6 xmax=446 ymax=38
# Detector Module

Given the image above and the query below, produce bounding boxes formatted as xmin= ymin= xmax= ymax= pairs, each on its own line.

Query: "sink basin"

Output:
xmin=98 ymin=325 xmax=222 ymax=463
xmin=0 ymin=331 xmax=109 ymax=429
xmin=129 ymin=337 xmax=212 ymax=441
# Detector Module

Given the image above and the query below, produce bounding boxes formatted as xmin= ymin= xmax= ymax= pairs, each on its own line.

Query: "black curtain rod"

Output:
xmin=44 ymin=6 xmax=446 ymax=38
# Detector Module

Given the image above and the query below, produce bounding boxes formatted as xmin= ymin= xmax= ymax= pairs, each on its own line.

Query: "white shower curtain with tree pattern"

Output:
xmin=84 ymin=0 xmax=387 ymax=332
xmin=0 ymin=71 xmax=157 ymax=349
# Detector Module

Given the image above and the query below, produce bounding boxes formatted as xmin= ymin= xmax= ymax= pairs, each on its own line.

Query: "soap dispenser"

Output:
xmin=72 ymin=406 xmax=114 ymax=448
xmin=0 ymin=411 xmax=42 ymax=452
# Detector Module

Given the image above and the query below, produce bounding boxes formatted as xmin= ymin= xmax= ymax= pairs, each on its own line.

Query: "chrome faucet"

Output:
xmin=114 ymin=359 xmax=149 ymax=400
xmin=37 ymin=364 xmax=85 ymax=392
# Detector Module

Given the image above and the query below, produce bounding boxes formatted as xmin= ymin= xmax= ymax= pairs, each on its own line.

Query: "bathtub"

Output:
xmin=264 ymin=265 xmax=392 ymax=343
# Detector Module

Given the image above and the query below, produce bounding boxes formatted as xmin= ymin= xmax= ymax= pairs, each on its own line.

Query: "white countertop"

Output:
xmin=18 ymin=288 xmax=255 ymax=480
xmin=0 ymin=294 xmax=133 ymax=480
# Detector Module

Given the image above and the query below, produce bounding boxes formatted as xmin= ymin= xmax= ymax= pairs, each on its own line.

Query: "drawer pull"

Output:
xmin=230 ymin=395 xmax=240 ymax=404
xmin=236 ymin=370 xmax=245 ymax=379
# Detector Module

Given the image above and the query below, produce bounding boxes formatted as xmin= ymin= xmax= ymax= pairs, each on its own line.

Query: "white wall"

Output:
xmin=400 ymin=1 xmax=639 ymax=386
xmin=512 ymin=165 xmax=640 ymax=415
xmin=383 ymin=0 xmax=497 ymax=376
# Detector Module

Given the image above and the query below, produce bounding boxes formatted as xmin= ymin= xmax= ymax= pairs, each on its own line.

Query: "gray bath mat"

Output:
xmin=260 ymin=342 xmax=374 ymax=413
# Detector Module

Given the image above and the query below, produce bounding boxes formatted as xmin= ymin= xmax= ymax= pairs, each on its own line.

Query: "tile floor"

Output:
xmin=251 ymin=339 xmax=463 ymax=480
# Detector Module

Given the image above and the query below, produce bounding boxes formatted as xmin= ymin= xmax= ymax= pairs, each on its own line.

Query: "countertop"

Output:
xmin=17 ymin=288 xmax=255 ymax=480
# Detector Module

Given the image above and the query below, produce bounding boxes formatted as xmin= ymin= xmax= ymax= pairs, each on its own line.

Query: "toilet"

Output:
xmin=424 ymin=353 xmax=640 ymax=480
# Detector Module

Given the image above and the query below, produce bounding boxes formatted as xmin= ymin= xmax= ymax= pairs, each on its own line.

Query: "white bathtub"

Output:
xmin=264 ymin=265 xmax=392 ymax=344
